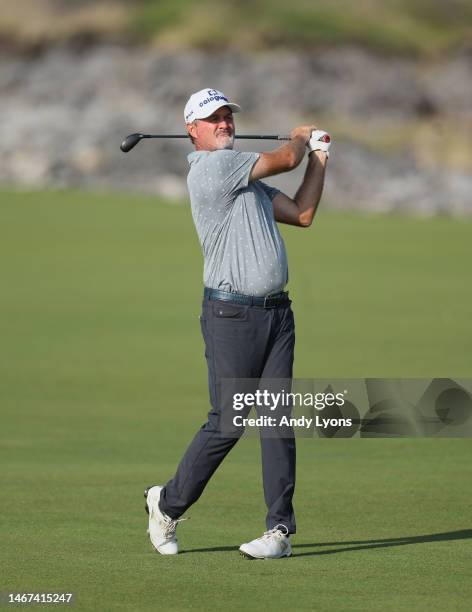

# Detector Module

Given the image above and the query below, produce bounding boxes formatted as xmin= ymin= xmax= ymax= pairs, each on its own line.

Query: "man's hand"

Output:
xmin=290 ymin=125 xmax=317 ymax=145
xmin=308 ymin=130 xmax=331 ymax=157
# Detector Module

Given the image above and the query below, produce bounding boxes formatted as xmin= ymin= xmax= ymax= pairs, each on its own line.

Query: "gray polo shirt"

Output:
xmin=187 ymin=149 xmax=289 ymax=297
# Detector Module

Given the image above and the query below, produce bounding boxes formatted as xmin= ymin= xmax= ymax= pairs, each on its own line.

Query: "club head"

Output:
xmin=120 ymin=133 xmax=143 ymax=153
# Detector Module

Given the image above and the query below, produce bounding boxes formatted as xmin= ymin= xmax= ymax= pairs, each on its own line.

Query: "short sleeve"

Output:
xmin=258 ymin=181 xmax=281 ymax=201
xmin=207 ymin=150 xmax=260 ymax=206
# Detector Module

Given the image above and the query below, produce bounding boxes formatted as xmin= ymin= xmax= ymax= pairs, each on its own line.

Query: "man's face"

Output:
xmin=187 ymin=106 xmax=235 ymax=151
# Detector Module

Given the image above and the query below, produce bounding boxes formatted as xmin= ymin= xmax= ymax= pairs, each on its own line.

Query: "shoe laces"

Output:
xmin=162 ymin=514 xmax=188 ymax=538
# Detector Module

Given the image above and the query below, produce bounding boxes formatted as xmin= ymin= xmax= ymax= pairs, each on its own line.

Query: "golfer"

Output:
xmin=145 ymin=88 xmax=329 ymax=559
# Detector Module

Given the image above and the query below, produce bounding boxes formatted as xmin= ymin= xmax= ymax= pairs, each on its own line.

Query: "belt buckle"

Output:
xmin=263 ymin=295 xmax=274 ymax=308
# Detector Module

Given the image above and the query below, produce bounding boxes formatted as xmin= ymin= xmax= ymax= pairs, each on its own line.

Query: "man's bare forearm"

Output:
xmin=285 ymin=135 xmax=310 ymax=169
xmin=294 ymin=151 xmax=327 ymax=227
xmin=249 ymin=130 xmax=314 ymax=181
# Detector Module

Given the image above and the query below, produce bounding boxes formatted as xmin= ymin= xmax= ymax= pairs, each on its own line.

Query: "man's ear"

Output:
xmin=187 ymin=121 xmax=197 ymax=142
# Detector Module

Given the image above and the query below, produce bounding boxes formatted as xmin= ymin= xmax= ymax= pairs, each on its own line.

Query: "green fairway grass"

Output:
xmin=1 ymin=189 xmax=471 ymax=610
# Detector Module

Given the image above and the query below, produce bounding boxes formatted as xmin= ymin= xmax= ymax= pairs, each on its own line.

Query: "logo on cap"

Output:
xmin=184 ymin=88 xmax=240 ymax=123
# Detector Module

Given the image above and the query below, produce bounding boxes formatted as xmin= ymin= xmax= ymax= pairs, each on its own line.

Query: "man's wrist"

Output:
xmin=289 ymin=137 xmax=308 ymax=162
xmin=308 ymin=150 xmax=328 ymax=162
xmin=291 ymin=134 xmax=309 ymax=147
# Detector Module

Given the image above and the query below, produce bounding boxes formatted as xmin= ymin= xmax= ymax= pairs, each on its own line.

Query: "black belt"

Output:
xmin=204 ymin=287 xmax=290 ymax=308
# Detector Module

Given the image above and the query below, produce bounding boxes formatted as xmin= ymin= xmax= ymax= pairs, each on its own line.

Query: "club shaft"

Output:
xmin=120 ymin=132 xmax=291 ymax=152
xmin=140 ymin=134 xmax=290 ymax=140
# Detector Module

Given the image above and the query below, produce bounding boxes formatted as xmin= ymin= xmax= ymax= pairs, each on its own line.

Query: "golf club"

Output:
xmin=120 ymin=132 xmax=291 ymax=153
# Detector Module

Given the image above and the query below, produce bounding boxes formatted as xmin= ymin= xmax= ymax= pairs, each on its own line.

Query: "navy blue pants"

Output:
xmin=159 ymin=296 xmax=297 ymax=533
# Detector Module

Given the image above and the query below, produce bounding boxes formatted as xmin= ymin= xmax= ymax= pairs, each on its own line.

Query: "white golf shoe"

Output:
xmin=144 ymin=485 xmax=186 ymax=555
xmin=239 ymin=525 xmax=292 ymax=559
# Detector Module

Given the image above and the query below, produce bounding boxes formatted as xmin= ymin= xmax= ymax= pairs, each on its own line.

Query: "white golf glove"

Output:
xmin=308 ymin=130 xmax=331 ymax=157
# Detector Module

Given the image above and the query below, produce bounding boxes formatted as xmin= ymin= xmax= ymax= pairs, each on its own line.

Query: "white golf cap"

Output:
xmin=184 ymin=88 xmax=241 ymax=124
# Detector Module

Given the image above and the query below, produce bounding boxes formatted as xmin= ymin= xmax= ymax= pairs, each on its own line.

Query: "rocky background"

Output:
xmin=1 ymin=1 xmax=471 ymax=215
